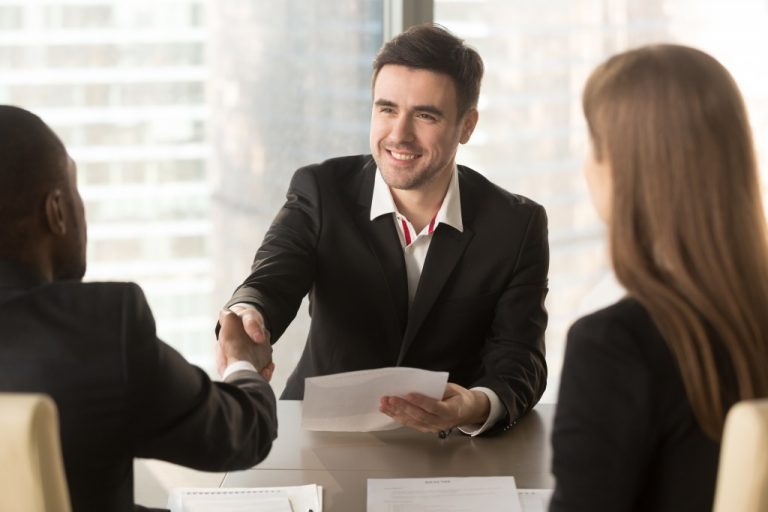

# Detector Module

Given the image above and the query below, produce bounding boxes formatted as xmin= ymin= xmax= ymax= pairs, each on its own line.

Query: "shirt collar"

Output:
xmin=369 ymin=166 xmax=463 ymax=233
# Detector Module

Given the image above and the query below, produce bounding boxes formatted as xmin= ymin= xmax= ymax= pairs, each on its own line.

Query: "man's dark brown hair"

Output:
xmin=372 ymin=23 xmax=484 ymax=118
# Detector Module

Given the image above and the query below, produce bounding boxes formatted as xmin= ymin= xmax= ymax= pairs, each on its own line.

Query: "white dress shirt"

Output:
xmin=370 ymin=166 xmax=504 ymax=436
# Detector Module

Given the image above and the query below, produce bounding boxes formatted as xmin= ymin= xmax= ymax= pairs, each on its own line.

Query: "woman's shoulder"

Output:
xmin=571 ymin=296 xmax=653 ymax=332
xmin=567 ymin=297 xmax=666 ymax=359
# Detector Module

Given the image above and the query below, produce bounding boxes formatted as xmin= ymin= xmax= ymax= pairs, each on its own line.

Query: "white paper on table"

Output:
xmin=168 ymin=485 xmax=322 ymax=512
xmin=302 ymin=367 xmax=449 ymax=431
xmin=367 ymin=476 xmax=522 ymax=512
xmin=184 ymin=497 xmax=289 ymax=512
xmin=518 ymin=489 xmax=553 ymax=512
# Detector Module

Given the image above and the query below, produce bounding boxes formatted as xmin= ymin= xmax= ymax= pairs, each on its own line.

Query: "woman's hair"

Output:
xmin=583 ymin=44 xmax=768 ymax=439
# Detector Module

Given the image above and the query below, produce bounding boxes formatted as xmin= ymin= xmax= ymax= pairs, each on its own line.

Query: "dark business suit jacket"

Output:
xmin=550 ymin=298 xmax=722 ymax=512
xmin=0 ymin=261 xmax=278 ymax=512
xmin=227 ymin=154 xmax=549 ymax=430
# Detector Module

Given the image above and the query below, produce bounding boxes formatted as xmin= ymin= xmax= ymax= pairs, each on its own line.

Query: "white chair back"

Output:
xmin=0 ymin=393 xmax=71 ymax=512
xmin=713 ymin=398 xmax=768 ymax=512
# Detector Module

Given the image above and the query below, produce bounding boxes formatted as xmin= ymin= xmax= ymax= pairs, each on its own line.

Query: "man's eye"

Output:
xmin=417 ymin=113 xmax=436 ymax=121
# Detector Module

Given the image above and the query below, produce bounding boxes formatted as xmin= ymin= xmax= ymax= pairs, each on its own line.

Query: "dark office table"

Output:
xmin=222 ymin=400 xmax=555 ymax=511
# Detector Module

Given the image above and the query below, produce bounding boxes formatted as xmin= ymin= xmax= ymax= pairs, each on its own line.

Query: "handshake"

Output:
xmin=216 ymin=305 xmax=275 ymax=381
xmin=215 ymin=305 xmax=492 ymax=435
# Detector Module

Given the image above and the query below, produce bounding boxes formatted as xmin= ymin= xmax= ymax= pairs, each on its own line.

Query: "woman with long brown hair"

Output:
xmin=550 ymin=44 xmax=768 ymax=511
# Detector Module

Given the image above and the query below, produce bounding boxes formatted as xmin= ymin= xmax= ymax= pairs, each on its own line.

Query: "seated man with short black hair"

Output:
xmin=0 ymin=104 xmax=278 ymax=512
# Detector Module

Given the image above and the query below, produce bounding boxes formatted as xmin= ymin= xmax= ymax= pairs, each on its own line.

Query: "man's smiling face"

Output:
xmin=370 ymin=64 xmax=475 ymax=192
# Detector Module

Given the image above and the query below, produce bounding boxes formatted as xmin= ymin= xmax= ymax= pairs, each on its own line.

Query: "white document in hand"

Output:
xmin=302 ymin=367 xmax=449 ymax=431
xmin=367 ymin=477 xmax=523 ymax=512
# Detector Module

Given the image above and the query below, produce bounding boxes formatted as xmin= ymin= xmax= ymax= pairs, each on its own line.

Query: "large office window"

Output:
xmin=435 ymin=0 xmax=768 ymax=400
xmin=3 ymin=1 xmax=767 ymax=399
xmin=207 ymin=2 xmax=383 ymax=386
xmin=0 ymin=0 xmax=381 ymax=390
xmin=0 ymin=1 xmax=211 ymax=369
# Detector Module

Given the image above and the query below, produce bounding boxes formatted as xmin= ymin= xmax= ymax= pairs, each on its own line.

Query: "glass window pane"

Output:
xmin=0 ymin=1 xmax=382 ymax=390
xmin=436 ymin=0 xmax=768 ymax=401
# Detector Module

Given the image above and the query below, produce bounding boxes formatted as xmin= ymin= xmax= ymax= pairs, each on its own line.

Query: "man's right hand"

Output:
xmin=228 ymin=303 xmax=271 ymax=345
xmin=217 ymin=309 xmax=274 ymax=381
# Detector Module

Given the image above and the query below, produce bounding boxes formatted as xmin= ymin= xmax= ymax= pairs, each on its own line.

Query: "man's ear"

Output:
xmin=460 ymin=108 xmax=479 ymax=144
xmin=44 ymin=189 xmax=67 ymax=236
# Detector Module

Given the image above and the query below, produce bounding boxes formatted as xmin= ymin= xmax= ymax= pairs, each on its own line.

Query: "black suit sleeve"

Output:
xmin=549 ymin=312 xmax=654 ymax=512
xmin=225 ymin=166 xmax=321 ymax=341
xmin=474 ymin=203 xmax=549 ymax=431
xmin=123 ymin=284 xmax=277 ymax=470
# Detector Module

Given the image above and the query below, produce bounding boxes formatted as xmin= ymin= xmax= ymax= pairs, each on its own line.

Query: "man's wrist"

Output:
xmin=458 ymin=387 xmax=503 ymax=437
xmin=469 ymin=389 xmax=491 ymax=424
xmin=222 ymin=360 xmax=258 ymax=380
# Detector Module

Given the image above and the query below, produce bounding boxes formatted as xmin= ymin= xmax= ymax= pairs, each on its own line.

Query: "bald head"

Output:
xmin=0 ymin=105 xmax=86 ymax=280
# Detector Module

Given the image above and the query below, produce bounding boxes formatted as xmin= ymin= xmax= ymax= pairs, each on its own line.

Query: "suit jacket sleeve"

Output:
xmin=474 ymin=203 xmax=549 ymax=431
xmin=225 ymin=166 xmax=321 ymax=340
xmin=123 ymin=283 xmax=277 ymax=470
xmin=549 ymin=311 xmax=654 ymax=511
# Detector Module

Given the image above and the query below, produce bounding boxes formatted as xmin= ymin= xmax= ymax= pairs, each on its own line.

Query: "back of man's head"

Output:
xmin=372 ymin=23 xmax=484 ymax=118
xmin=0 ymin=105 xmax=70 ymax=262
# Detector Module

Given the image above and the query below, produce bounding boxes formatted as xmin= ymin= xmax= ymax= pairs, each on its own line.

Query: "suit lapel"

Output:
xmin=347 ymin=159 xmax=409 ymax=336
xmin=345 ymin=162 xmax=479 ymax=363
xmin=396 ymin=168 xmax=477 ymax=364
xmin=364 ymin=216 xmax=409 ymax=331
xmin=396 ymin=225 xmax=474 ymax=364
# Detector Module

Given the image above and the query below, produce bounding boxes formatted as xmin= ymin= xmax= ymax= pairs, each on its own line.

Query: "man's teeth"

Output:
xmin=391 ymin=151 xmax=417 ymax=160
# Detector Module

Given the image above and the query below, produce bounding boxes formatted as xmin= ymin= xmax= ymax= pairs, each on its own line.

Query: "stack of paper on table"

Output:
xmin=168 ymin=484 xmax=322 ymax=512
xmin=367 ymin=476 xmax=522 ymax=512
xmin=302 ymin=367 xmax=449 ymax=431
xmin=518 ymin=489 xmax=554 ymax=512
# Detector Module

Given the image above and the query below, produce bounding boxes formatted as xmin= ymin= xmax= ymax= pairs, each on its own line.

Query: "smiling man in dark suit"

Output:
xmin=227 ymin=24 xmax=549 ymax=436
xmin=0 ymin=104 xmax=278 ymax=512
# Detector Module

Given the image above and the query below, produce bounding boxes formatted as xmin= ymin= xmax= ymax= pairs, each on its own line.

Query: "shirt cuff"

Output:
xmin=228 ymin=302 xmax=255 ymax=312
xmin=457 ymin=387 xmax=504 ymax=437
xmin=222 ymin=360 xmax=258 ymax=381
